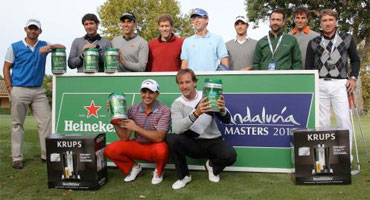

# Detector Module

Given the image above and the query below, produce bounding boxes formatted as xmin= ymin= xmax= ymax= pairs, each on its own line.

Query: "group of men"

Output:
xmin=68 ymin=12 xmax=178 ymax=72
xmin=65 ymin=8 xmax=313 ymax=72
xmin=3 ymin=5 xmax=360 ymax=189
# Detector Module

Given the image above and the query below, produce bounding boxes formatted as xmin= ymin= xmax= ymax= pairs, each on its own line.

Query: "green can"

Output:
xmin=203 ymin=78 xmax=223 ymax=112
xmin=83 ymin=48 xmax=99 ymax=73
xmin=51 ymin=49 xmax=66 ymax=74
xmin=108 ymin=92 xmax=128 ymax=124
xmin=104 ymin=48 xmax=119 ymax=73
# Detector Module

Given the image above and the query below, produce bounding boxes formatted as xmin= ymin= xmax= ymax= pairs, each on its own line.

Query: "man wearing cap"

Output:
xmin=112 ymin=12 xmax=149 ymax=72
xmin=167 ymin=69 xmax=236 ymax=190
xmin=253 ymin=9 xmax=302 ymax=70
xmin=181 ymin=8 xmax=229 ymax=71
xmin=289 ymin=7 xmax=319 ymax=68
xmin=104 ymin=79 xmax=171 ymax=184
xmin=3 ymin=19 xmax=65 ymax=169
xmin=146 ymin=14 xmax=184 ymax=72
xmin=68 ymin=13 xmax=112 ymax=72
xmin=226 ymin=16 xmax=257 ymax=70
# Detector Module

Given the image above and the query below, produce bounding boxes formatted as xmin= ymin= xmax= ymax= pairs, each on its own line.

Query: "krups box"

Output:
xmin=292 ymin=128 xmax=351 ymax=185
xmin=46 ymin=133 xmax=107 ymax=190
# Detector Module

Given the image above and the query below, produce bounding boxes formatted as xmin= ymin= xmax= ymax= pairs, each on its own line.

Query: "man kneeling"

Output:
xmin=104 ymin=79 xmax=170 ymax=184
xmin=167 ymin=69 xmax=237 ymax=190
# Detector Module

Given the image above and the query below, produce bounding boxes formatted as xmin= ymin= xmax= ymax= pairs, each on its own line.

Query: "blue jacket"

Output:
xmin=11 ymin=40 xmax=48 ymax=87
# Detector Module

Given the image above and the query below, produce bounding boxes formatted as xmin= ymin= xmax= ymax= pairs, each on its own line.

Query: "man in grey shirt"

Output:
xmin=289 ymin=7 xmax=319 ymax=68
xmin=226 ymin=16 xmax=257 ymax=70
xmin=112 ymin=13 xmax=149 ymax=72
xmin=68 ymin=13 xmax=112 ymax=72
xmin=167 ymin=69 xmax=236 ymax=190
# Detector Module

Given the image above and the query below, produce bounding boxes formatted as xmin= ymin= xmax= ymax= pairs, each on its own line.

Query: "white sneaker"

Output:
xmin=172 ymin=175 xmax=192 ymax=190
xmin=151 ymin=168 xmax=163 ymax=184
xmin=124 ymin=164 xmax=142 ymax=182
xmin=205 ymin=160 xmax=220 ymax=183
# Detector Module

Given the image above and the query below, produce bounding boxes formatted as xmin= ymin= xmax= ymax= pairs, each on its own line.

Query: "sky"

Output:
xmin=0 ymin=0 xmax=269 ymax=76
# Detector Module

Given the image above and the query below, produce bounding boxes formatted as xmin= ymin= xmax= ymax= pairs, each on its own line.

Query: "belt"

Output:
xmin=320 ymin=78 xmax=345 ymax=81
xmin=23 ymin=85 xmax=42 ymax=88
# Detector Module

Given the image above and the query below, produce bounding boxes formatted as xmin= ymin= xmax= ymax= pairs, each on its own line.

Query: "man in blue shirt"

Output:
xmin=3 ymin=19 xmax=65 ymax=169
xmin=181 ymin=8 xmax=229 ymax=71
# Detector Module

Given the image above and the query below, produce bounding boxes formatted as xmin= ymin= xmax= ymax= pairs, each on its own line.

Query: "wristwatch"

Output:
xmin=350 ymin=76 xmax=357 ymax=80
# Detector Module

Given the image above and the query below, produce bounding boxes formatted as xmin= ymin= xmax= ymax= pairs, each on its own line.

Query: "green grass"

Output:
xmin=1 ymin=114 xmax=369 ymax=200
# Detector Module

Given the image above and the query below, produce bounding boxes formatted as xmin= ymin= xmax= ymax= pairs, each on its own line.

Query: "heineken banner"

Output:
xmin=53 ymin=71 xmax=318 ymax=173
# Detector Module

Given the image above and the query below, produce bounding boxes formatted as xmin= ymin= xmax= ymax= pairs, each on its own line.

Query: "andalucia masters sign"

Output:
xmin=53 ymin=71 xmax=318 ymax=172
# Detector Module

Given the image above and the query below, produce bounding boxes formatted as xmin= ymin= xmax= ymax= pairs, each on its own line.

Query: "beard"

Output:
xmin=271 ymin=25 xmax=282 ymax=33
xmin=270 ymin=24 xmax=282 ymax=33
xmin=27 ymin=33 xmax=39 ymax=40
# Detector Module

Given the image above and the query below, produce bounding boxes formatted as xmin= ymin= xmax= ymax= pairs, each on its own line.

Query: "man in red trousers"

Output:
xmin=104 ymin=79 xmax=170 ymax=184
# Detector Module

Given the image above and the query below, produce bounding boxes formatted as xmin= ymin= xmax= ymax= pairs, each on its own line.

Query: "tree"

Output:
xmin=43 ymin=75 xmax=53 ymax=106
xmin=246 ymin=0 xmax=369 ymax=48
xmin=98 ymin=0 xmax=193 ymax=41
xmin=359 ymin=50 xmax=370 ymax=114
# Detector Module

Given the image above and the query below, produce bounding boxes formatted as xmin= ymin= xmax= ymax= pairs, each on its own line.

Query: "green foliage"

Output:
xmin=0 ymin=107 xmax=10 ymax=115
xmin=246 ymin=0 xmax=369 ymax=45
xmin=98 ymin=0 xmax=193 ymax=41
xmin=42 ymin=75 xmax=52 ymax=105
xmin=360 ymin=51 xmax=370 ymax=114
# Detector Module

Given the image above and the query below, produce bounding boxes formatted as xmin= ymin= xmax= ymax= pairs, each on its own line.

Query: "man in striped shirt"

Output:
xmin=104 ymin=79 xmax=170 ymax=185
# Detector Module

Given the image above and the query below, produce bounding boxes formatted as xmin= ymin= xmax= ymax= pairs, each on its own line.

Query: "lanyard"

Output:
xmin=267 ymin=33 xmax=283 ymax=60
xmin=321 ymin=33 xmax=338 ymax=55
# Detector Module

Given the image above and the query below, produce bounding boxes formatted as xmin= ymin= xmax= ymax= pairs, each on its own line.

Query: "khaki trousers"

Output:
xmin=10 ymin=86 xmax=51 ymax=161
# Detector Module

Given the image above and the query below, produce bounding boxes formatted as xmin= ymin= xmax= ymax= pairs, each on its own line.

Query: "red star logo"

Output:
xmin=84 ymin=100 xmax=101 ymax=118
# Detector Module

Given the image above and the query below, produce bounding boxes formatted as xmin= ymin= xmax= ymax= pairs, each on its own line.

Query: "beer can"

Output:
xmin=51 ymin=49 xmax=66 ymax=74
xmin=203 ymin=78 xmax=223 ymax=112
xmin=104 ymin=48 xmax=119 ymax=73
xmin=108 ymin=92 xmax=128 ymax=124
xmin=83 ymin=48 xmax=99 ymax=73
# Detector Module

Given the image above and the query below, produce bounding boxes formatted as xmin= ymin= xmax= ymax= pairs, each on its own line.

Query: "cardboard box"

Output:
xmin=292 ymin=128 xmax=351 ymax=185
xmin=46 ymin=133 xmax=107 ymax=189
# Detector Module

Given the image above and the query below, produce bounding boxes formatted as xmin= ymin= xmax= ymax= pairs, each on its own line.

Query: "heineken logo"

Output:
xmin=84 ymin=100 xmax=102 ymax=118
xmin=61 ymin=99 xmax=114 ymax=133
xmin=56 ymin=96 xmax=116 ymax=133
xmin=64 ymin=120 xmax=114 ymax=133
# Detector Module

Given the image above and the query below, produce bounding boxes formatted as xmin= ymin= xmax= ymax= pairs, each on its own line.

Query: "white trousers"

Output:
xmin=10 ymin=87 xmax=51 ymax=161
xmin=318 ymin=79 xmax=352 ymax=156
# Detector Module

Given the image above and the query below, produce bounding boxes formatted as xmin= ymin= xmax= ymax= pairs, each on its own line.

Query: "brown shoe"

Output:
xmin=12 ymin=160 xmax=23 ymax=169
